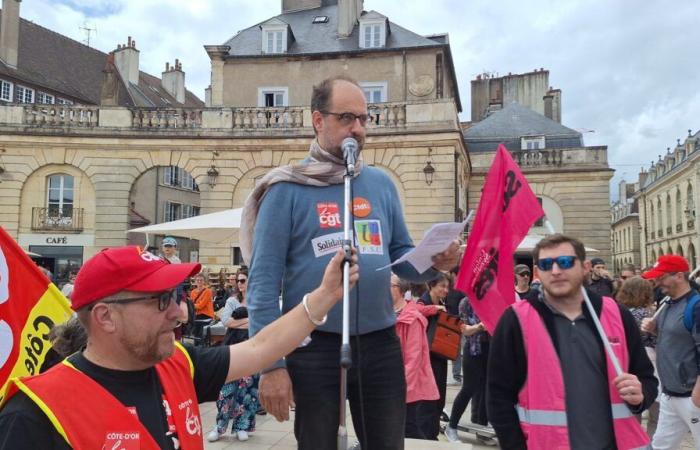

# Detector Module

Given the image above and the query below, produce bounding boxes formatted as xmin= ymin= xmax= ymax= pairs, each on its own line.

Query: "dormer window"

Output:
xmin=312 ymin=16 xmax=328 ymax=24
xmin=261 ymin=20 xmax=290 ymax=54
xmin=359 ymin=14 xmax=387 ymax=49
xmin=521 ymin=136 xmax=545 ymax=150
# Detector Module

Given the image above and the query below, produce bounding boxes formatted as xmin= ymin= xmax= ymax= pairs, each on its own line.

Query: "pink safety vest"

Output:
xmin=512 ymin=297 xmax=651 ymax=450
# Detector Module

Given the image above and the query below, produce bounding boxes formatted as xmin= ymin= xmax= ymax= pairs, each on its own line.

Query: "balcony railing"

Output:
xmin=131 ymin=108 xmax=202 ymax=129
xmin=32 ymin=207 xmax=84 ymax=232
xmin=24 ymin=105 xmax=99 ymax=127
xmin=511 ymin=149 xmax=564 ymax=167
xmin=231 ymin=107 xmax=305 ymax=129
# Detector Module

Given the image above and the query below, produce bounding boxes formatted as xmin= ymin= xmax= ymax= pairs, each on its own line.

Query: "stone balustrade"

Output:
xmin=0 ymin=99 xmax=457 ymax=135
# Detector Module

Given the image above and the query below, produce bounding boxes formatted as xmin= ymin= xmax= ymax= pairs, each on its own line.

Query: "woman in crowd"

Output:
xmin=417 ymin=273 xmax=450 ymax=440
xmin=189 ymin=273 xmax=215 ymax=320
xmin=444 ymin=294 xmax=496 ymax=445
xmin=392 ymin=274 xmax=445 ymax=439
xmin=616 ymin=276 xmax=659 ymax=435
xmin=207 ymin=270 xmax=260 ymax=443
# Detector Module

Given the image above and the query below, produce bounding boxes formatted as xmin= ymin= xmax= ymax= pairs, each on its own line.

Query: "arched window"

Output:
xmin=677 ymin=244 xmax=684 ymax=257
xmin=657 ymin=198 xmax=662 ymax=234
xmin=649 ymin=202 xmax=654 ymax=237
xmin=676 ymin=189 xmax=683 ymax=231
xmin=651 ymin=249 xmax=657 ymax=262
xmin=688 ymin=183 xmax=695 ymax=225
xmin=47 ymin=174 xmax=74 ymax=217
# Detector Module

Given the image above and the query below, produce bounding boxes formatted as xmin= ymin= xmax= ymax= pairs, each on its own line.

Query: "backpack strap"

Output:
xmin=683 ymin=292 xmax=700 ymax=332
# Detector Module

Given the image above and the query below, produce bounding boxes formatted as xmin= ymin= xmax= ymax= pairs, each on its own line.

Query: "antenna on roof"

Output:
xmin=80 ymin=21 xmax=97 ymax=47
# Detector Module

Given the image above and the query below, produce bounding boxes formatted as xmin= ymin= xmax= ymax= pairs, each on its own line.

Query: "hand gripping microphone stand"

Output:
xmin=338 ymin=137 xmax=358 ymax=450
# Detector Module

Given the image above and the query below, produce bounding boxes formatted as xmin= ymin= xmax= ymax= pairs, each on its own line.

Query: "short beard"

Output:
xmin=118 ymin=329 xmax=173 ymax=366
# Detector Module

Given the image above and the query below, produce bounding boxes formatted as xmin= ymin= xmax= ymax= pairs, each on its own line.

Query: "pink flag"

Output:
xmin=455 ymin=145 xmax=545 ymax=333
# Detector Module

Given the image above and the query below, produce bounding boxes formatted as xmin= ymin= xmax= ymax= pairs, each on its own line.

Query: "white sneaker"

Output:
xmin=206 ymin=428 xmax=220 ymax=442
xmin=236 ymin=430 xmax=249 ymax=441
xmin=445 ymin=426 xmax=460 ymax=443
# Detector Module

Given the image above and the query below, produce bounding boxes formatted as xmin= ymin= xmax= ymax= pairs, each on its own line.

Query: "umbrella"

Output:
xmin=517 ymin=234 xmax=598 ymax=253
xmin=127 ymin=208 xmax=242 ymax=243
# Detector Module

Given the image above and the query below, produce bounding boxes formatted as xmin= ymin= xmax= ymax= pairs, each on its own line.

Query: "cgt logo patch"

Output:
xmin=317 ymin=202 xmax=342 ymax=229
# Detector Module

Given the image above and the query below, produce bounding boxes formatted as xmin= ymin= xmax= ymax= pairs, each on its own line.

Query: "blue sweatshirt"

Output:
xmin=247 ymin=166 xmax=438 ymax=369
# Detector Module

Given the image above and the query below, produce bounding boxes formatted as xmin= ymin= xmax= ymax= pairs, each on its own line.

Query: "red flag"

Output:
xmin=0 ymin=226 xmax=73 ymax=405
xmin=455 ymin=145 xmax=544 ymax=333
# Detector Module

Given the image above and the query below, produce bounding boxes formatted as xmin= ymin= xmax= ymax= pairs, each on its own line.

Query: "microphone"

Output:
xmin=341 ymin=137 xmax=358 ymax=173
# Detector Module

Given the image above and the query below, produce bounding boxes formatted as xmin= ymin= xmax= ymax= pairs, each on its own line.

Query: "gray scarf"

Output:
xmin=239 ymin=140 xmax=363 ymax=264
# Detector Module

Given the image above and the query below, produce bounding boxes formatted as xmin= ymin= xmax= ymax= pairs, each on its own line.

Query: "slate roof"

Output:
xmin=0 ymin=10 xmax=203 ymax=107
xmin=218 ymin=2 xmax=461 ymax=110
xmin=223 ymin=6 xmax=441 ymax=57
xmin=464 ymin=102 xmax=583 ymax=152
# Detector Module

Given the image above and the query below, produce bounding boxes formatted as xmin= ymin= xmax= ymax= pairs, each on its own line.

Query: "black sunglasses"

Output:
xmin=320 ymin=110 xmax=369 ymax=126
xmin=98 ymin=290 xmax=178 ymax=312
xmin=536 ymin=255 xmax=577 ymax=272
xmin=237 ymin=279 xmax=247 ymax=284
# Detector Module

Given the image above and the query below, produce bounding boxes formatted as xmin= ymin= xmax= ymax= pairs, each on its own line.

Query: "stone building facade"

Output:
xmin=610 ymin=180 xmax=641 ymax=272
xmin=0 ymin=0 xmax=469 ymax=280
xmin=464 ymin=101 xmax=614 ymax=263
xmin=636 ymin=130 xmax=700 ymax=269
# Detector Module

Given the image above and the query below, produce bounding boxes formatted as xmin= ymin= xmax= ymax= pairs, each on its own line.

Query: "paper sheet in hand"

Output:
xmin=377 ymin=218 xmax=468 ymax=273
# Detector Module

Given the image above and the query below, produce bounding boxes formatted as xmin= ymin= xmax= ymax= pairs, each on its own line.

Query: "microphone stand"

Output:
xmin=338 ymin=151 xmax=355 ymax=450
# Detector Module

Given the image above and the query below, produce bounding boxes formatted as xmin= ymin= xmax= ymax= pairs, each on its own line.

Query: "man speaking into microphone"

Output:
xmin=240 ymin=76 xmax=459 ymax=449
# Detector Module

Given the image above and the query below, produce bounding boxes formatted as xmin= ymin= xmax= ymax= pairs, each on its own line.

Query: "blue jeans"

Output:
xmin=286 ymin=326 xmax=407 ymax=450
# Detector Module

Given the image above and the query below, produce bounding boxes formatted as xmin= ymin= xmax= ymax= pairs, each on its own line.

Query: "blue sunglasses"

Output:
xmin=536 ymin=255 xmax=577 ymax=271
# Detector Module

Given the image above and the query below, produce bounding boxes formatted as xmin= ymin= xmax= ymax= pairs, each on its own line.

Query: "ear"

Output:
xmin=583 ymin=259 xmax=592 ymax=274
xmin=311 ymin=110 xmax=324 ymax=135
xmin=90 ymin=304 xmax=118 ymax=333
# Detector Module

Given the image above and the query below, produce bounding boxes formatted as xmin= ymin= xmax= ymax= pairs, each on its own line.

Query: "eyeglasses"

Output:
xmin=536 ymin=255 xmax=577 ymax=271
xmin=163 ymin=244 xmax=175 ymax=248
xmin=320 ymin=111 xmax=369 ymax=126
xmin=98 ymin=290 xmax=178 ymax=312
xmin=516 ymin=272 xmax=531 ymax=277
xmin=237 ymin=279 xmax=247 ymax=284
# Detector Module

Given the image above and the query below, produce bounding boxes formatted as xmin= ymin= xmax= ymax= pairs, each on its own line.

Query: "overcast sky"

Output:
xmin=20 ymin=0 xmax=700 ymax=200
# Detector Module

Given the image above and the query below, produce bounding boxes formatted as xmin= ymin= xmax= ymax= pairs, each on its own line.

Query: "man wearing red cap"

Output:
xmin=641 ymin=254 xmax=700 ymax=449
xmin=0 ymin=245 xmax=358 ymax=450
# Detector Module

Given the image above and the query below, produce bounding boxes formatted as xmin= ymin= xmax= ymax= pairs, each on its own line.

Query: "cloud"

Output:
xmin=52 ymin=0 xmax=123 ymax=18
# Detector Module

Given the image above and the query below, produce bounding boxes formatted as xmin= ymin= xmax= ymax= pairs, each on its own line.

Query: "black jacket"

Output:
xmin=486 ymin=290 xmax=658 ymax=449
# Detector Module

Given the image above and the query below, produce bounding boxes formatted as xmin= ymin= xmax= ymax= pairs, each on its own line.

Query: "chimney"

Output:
xmin=338 ymin=0 xmax=363 ymax=38
xmin=161 ymin=59 xmax=185 ymax=104
xmin=113 ymin=36 xmax=140 ymax=85
xmin=281 ymin=0 xmax=321 ymax=13
xmin=0 ymin=0 xmax=21 ymax=69
xmin=543 ymin=88 xmax=561 ymax=123
xmin=100 ymin=53 xmax=121 ymax=106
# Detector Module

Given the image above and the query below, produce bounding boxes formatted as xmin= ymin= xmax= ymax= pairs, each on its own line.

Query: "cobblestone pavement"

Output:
xmin=200 ymin=363 xmax=695 ymax=449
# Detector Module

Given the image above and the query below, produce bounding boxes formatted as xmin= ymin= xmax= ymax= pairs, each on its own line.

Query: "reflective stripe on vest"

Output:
xmin=517 ymin=402 xmax=634 ymax=427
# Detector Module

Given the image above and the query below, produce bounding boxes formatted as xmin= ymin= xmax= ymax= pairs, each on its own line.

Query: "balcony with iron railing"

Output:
xmin=0 ymin=99 xmax=458 ymax=136
xmin=31 ymin=207 xmax=84 ymax=232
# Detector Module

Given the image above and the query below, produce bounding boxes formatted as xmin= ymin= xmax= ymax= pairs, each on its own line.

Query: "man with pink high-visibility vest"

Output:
xmin=487 ymin=234 xmax=657 ymax=449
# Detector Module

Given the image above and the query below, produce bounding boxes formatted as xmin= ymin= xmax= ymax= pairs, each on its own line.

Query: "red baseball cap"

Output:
xmin=641 ymin=255 xmax=690 ymax=280
xmin=71 ymin=246 xmax=201 ymax=310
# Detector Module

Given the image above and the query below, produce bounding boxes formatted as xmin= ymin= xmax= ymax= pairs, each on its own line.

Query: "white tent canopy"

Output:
xmin=128 ymin=208 xmax=243 ymax=243
xmin=517 ymin=234 xmax=598 ymax=253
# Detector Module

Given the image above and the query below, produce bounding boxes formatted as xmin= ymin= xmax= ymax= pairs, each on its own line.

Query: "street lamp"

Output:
xmin=423 ymin=148 xmax=435 ymax=186
xmin=207 ymin=151 xmax=219 ymax=188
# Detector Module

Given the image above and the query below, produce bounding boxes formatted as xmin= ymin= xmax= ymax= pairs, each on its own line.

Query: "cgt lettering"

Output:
xmin=23 ymin=315 xmax=55 ymax=376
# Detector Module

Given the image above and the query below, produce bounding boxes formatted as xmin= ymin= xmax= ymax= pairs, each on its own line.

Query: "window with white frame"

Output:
xmin=56 ymin=98 xmax=73 ymax=105
xmin=359 ymin=21 xmax=385 ymax=49
xmin=182 ymin=204 xmax=200 ymax=219
xmin=521 ymin=136 xmax=545 ymax=150
xmin=36 ymin=92 xmax=55 ymax=104
xmin=163 ymin=166 xmax=199 ymax=191
xmin=261 ymin=22 xmax=287 ymax=54
xmin=47 ymin=174 xmax=74 ymax=217
xmin=15 ymin=85 xmax=34 ymax=103
xmin=360 ymin=82 xmax=387 ymax=104
xmin=257 ymin=87 xmax=288 ymax=107
xmin=163 ymin=201 xmax=182 ymax=222
xmin=0 ymin=79 xmax=12 ymax=101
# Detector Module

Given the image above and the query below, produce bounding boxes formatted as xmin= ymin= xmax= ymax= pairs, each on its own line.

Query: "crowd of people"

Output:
xmin=4 ymin=74 xmax=700 ymax=450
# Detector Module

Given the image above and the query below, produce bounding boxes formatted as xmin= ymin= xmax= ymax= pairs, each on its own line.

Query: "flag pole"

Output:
xmin=543 ymin=218 xmax=623 ymax=376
